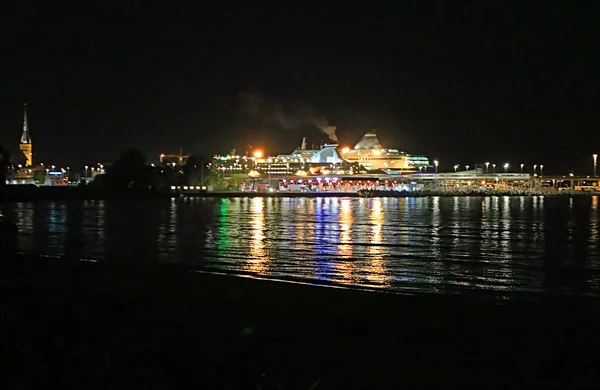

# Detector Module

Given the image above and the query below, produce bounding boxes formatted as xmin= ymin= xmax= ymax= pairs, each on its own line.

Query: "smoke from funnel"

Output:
xmin=237 ymin=90 xmax=338 ymax=142
xmin=321 ymin=126 xmax=338 ymax=143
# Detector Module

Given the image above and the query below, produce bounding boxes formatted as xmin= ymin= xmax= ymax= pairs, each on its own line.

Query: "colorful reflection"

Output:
xmin=365 ymin=198 xmax=390 ymax=286
xmin=216 ymin=198 xmax=230 ymax=251
xmin=333 ymin=198 xmax=356 ymax=283
xmin=246 ymin=197 xmax=269 ymax=274
xmin=159 ymin=198 xmax=177 ymax=253
xmin=338 ymin=198 xmax=353 ymax=258
xmin=590 ymin=196 xmax=599 ymax=247
xmin=312 ymin=198 xmax=337 ymax=280
xmin=431 ymin=197 xmax=441 ymax=259
xmin=7 ymin=195 xmax=600 ymax=299
xmin=499 ymin=196 xmax=512 ymax=259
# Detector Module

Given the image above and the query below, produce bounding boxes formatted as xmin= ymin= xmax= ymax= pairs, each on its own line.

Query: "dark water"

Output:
xmin=3 ymin=196 xmax=600 ymax=298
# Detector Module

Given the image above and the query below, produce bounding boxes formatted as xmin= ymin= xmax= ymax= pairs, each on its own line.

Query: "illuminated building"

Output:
xmin=19 ymin=103 xmax=33 ymax=167
xmin=46 ymin=168 xmax=68 ymax=185
xmin=7 ymin=167 xmax=35 ymax=184
xmin=340 ymin=131 xmax=429 ymax=173
xmin=159 ymin=152 xmax=189 ymax=167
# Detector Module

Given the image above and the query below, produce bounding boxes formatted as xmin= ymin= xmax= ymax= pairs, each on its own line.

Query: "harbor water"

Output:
xmin=3 ymin=195 xmax=600 ymax=299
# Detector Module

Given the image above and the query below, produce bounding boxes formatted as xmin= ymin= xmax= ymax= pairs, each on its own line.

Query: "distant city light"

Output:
xmin=253 ymin=150 xmax=263 ymax=159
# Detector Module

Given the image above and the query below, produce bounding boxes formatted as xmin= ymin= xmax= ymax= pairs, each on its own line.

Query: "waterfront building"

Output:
xmin=159 ymin=152 xmax=189 ymax=167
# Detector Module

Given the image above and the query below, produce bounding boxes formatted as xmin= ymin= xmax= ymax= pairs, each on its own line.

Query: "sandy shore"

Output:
xmin=2 ymin=255 xmax=600 ymax=388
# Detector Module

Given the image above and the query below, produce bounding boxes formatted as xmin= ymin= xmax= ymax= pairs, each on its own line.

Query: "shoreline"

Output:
xmin=3 ymin=254 xmax=600 ymax=388
xmin=1 ymin=185 xmax=599 ymax=201
xmin=4 ymin=253 xmax=600 ymax=317
xmin=8 ymin=253 xmax=600 ymax=305
xmin=193 ymin=190 xmax=599 ymax=198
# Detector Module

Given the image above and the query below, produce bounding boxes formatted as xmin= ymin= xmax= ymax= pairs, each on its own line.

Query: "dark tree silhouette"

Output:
xmin=182 ymin=155 xmax=210 ymax=185
xmin=95 ymin=148 xmax=150 ymax=190
xmin=0 ymin=145 xmax=10 ymax=192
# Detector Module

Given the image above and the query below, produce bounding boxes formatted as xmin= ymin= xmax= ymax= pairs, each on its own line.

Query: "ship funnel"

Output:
xmin=300 ymin=137 xmax=307 ymax=150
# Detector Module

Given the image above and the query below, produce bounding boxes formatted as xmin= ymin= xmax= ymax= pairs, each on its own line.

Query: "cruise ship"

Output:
xmin=340 ymin=132 xmax=430 ymax=173
xmin=212 ymin=131 xmax=430 ymax=176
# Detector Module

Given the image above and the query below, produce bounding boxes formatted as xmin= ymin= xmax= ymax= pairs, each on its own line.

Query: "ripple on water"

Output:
xmin=3 ymin=195 xmax=600 ymax=299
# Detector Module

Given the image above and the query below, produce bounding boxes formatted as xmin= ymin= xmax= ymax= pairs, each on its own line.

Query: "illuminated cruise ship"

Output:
xmin=340 ymin=132 xmax=430 ymax=173
xmin=212 ymin=131 xmax=430 ymax=176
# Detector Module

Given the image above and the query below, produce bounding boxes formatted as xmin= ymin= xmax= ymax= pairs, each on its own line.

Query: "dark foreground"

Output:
xmin=2 ymin=256 xmax=600 ymax=389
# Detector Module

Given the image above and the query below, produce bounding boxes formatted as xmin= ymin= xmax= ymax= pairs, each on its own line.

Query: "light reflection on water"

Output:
xmin=2 ymin=196 xmax=600 ymax=298
xmin=247 ymin=197 xmax=269 ymax=275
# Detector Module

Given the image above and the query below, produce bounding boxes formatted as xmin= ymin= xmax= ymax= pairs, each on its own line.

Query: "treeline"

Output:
xmin=0 ymin=145 xmax=10 ymax=196
xmin=0 ymin=147 xmax=247 ymax=194
xmin=89 ymin=149 xmax=222 ymax=190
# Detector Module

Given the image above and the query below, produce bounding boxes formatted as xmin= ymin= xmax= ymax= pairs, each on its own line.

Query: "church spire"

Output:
xmin=19 ymin=103 xmax=33 ymax=166
xmin=20 ymin=103 xmax=31 ymax=144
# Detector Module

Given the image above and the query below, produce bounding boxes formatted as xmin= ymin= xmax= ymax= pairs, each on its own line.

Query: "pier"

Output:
xmin=170 ymin=171 xmax=599 ymax=196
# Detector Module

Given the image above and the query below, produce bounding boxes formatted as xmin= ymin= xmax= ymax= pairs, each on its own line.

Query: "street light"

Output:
xmin=253 ymin=150 xmax=263 ymax=159
xmin=465 ymin=165 xmax=470 ymax=171
xmin=453 ymin=164 xmax=459 ymax=172
xmin=594 ymin=154 xmax=598 ymax=177
xmin=492 ymin=163 xmax=496 ymax=174
xmin=533 ymin=165 xmax=537 ymax=175
xmin=503 ymin=163 xmax=509 ymax=173
xmin=434 ymin=160 xmax=439 ymax=174
xmin=520 ymin=163 xmax=524 ymax=173
xmin=485 ymin=162 xmax=490 ymax=173
xmin=540 ymin=165 xmax=544 ymax=176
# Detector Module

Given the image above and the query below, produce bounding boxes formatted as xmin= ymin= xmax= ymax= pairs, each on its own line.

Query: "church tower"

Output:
xmin=19 ymin=103 xmax=33 ymax=166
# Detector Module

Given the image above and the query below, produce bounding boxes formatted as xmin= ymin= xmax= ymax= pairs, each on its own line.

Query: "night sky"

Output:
xmin=2 ymin=2 xmax=599 ymax=174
